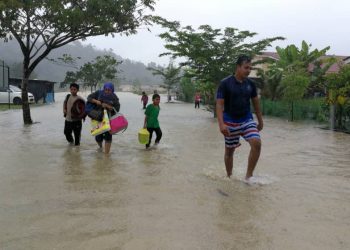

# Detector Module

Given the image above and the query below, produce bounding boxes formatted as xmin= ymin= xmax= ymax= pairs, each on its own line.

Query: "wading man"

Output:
xmin=216 ymin=55 xmax=263 ymax=182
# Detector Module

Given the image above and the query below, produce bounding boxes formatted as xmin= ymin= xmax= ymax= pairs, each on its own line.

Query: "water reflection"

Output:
xmin=63 ymin=147 xmax=84 ymax=176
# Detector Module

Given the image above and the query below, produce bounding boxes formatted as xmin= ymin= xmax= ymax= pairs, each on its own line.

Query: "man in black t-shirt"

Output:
xmin=216 ymin=55 xmax=263 ymax=182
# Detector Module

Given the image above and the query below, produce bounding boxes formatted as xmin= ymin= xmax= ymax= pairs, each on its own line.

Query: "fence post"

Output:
xmin=329 ymin=104 xmax=335 ymax=130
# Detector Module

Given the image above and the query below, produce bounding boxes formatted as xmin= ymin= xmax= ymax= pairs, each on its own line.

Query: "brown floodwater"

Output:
xmin=0 ymin=92 xmax=349 ymax=250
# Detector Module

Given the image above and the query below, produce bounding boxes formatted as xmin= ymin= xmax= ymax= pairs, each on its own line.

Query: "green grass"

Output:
xmin=0 ymin=104 xmax=22 ymax=111
xmin=0 ymin=103 xmax=44 ymax=111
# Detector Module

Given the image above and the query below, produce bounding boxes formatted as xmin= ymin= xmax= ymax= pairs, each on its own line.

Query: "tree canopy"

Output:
xmin=0 ymin=0 xmax=155 ymax=124
xmin=147 ymin=61 xmax=182 ymax=100
xmin=152 ymin=16 xmax=284 ymax=85
xmin=326 ymin=65 xmax=350 ymax=128
xmin=258 ymin=41 xmax=332 ymax=100
xmin=64 ymin=55 xmax=121 ymax=92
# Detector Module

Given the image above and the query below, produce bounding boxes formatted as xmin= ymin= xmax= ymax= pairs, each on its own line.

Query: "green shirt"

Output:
xmin=145 ymin=104 xmax=160 ymax=128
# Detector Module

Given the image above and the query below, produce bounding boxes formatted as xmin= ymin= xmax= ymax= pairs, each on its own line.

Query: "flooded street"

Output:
xmin=0 ymin=92 xmax=349 ymax=250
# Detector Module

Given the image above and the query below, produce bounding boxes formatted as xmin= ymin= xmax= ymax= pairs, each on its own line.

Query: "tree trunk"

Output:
xmin=167 ymin=89 xmax=171 ymax=102
xmin=22 ymin=61 xmax=33 ymax=124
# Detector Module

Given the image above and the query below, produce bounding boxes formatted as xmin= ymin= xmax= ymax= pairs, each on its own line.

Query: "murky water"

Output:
xmin=0 ymin=92 xmax=349 ymax=250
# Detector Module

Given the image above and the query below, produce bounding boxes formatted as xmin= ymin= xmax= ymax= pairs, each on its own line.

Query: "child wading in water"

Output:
xmin=144 ymin=94 xmax=162 ymax=149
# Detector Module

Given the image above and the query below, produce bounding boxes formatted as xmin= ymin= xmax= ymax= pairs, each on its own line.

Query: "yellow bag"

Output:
xmin=138 ymin=128 xmax=150 ymax=144
xmin=90 ymin=109 xmax=111 ymax=136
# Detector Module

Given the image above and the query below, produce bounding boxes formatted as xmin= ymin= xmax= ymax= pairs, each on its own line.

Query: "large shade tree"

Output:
xmin=64 ymin=55 xmax=121 ymax=92
xmin=0 ymin=0 xmax=155 ymax=124
xmin=151 ymin=16 xmax=284 ymax=105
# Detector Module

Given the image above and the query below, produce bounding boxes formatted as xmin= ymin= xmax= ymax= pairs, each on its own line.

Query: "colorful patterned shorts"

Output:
xmin=224 ymin=119 xmax=260 ymax=148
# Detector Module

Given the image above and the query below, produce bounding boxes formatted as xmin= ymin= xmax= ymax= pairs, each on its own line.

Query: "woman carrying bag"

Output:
xmin=87 ymin=82 xmax=120 ymax=154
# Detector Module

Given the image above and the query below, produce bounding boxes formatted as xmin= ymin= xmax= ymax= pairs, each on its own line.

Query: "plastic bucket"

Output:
xmin=138 ymin=128 xmax=150 ymax=144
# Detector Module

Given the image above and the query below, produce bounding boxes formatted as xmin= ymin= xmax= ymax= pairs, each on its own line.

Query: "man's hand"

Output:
xmin=219 ymin=124 xmax=230 ymax=137
xmin=101 ymin=103 xmax=112 ymax=110
xmin=95 ymin=100 xmax=102 ymax=106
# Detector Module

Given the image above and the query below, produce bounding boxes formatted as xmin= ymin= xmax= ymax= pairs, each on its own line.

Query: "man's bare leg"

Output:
xmin=245 ymin=138 xmax=261 ymax=179
xmin=224 ymin=147 xmax=235 ymax=178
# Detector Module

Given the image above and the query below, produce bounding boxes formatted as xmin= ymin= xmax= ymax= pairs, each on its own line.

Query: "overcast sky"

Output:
xmin=83 ymin=0 xmax=350 ymax=66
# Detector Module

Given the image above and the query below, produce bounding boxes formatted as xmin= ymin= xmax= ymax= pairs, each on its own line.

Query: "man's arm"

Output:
xmin=251 ymin=96 xmax=263 ymax=131
xmin=87 ymin=91 xmax=102 ymax=106
xmin=63 ymin=102 xmax=67 ymax=117
xmin=63 ymin=94 xmax=70 ymax=117
xmin=216 ymin=99 xmax=230 ymax=136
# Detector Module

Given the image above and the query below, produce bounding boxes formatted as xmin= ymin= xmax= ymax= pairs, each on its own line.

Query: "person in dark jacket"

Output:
xmin=63 ymin=83 xmax=86 ymax=146
xmin=87 ymin=82 xmax=120 ymax=154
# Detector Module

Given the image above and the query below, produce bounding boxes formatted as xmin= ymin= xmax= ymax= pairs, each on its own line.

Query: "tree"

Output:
xmin=280 ymin=70 xmax=310 ymax=121
xmin=0 ymin=0 xmax=155 ymax=124
xmin=273 ymin=41 xmax=330 ymax=72
xmin=178 ymin=76 xmax=196 ymax=102
xmin=256 ymin=67 xmax=283 ymax=101
xmin=326 ymin=65 xmax=350 ymax=129
xmin=65 ymin=55 xmax=121 ymax=92
xmin=132 ymin=78 xmax=142 ymax=95
xmin=147 ymin=61 xmax=182 ymax=102
xmin=308 ymin=57 xmax=337 ymax=96
xmin=259 ymin=41 xmax=331 ymax=101
xmin=151 ymin=16 xmax=284 ymax=107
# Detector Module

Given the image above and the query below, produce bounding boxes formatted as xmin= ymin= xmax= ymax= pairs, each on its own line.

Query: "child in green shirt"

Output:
xmin=144 ymin=94 xmax=162 ymax=149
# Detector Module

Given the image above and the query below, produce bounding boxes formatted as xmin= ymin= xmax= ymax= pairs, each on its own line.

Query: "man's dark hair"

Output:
xmin=236 ymin=55 xmax=252 ymax=66
xmin=152 ymin=93 xmax=160 ymax=100
xmin=70 ymin=83 xmax=79 ymax=90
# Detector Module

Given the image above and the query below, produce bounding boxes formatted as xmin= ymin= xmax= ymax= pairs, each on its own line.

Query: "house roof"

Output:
xmin=260 ymin=52 xmax=280 ymax=60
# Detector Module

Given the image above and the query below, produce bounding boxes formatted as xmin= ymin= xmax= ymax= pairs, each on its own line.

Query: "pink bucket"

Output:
xmin=109 ymin=113 xmax=128 ymax=134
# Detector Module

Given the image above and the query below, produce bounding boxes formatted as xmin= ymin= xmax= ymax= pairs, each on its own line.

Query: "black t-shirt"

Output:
xmin=216 ymin=75 xmax=257 ymax=120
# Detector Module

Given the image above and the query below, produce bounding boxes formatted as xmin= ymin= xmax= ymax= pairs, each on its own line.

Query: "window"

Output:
xmin=9 ymin=85 xmax=22 ymax=92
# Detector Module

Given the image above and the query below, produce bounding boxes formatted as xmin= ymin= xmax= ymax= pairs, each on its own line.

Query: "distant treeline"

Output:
xmin=0 ymin=39 xmax=163 ymax=86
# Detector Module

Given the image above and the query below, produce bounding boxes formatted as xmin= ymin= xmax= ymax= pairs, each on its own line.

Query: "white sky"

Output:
xmin=83 ymin=0 xmax=350 ymax=66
